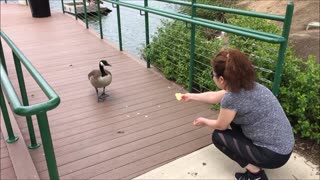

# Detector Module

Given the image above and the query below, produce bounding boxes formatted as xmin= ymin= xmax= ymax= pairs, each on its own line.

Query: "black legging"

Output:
xmin=212 ymin=123 xmax=292 ymax=169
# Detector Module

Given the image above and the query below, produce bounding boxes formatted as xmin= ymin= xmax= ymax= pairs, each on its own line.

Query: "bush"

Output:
xmin=279 ymin=54 xmax=320 ymax=143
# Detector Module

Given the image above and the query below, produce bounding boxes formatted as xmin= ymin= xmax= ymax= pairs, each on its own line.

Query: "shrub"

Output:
xmin=279 ymin=54 xmax=320 ymax=143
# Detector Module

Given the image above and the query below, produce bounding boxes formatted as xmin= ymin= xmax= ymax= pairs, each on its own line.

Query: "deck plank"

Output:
xmin=1 ymin=4 xmax=218 ymax=179
xmin=0 ymin=167 xmax=17 ymax=180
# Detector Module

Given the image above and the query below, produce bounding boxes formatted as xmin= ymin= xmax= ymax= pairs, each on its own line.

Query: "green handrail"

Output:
xmin=0 ymin=32 xmax=60 ymax=114
xmin=0 ymin=30 xmax=60 ymax=180
xmin=188 ymin=0 xmax=197 ymax=92
xmin=103 ymin=0 xmax=293 ymax=95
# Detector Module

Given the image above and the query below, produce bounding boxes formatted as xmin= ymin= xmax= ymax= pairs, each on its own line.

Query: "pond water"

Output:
xmin=49 ymin=0 xmax=180 ymax=57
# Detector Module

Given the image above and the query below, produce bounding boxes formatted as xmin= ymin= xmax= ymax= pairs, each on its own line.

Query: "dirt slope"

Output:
xmin=238 ymin=0 xmax=320 ymax=62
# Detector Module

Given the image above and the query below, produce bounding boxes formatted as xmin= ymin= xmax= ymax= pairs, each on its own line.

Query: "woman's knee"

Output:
xmin=212 ymin=130 xmax=223 ymax=145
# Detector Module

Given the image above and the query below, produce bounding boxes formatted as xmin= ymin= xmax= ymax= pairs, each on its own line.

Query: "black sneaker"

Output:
xmin=234 ymin=170 xmax=269 ymax=180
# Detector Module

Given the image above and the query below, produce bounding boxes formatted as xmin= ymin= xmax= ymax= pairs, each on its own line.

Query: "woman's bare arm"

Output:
xmin=182 ymin=90 xmax=226 ymax=104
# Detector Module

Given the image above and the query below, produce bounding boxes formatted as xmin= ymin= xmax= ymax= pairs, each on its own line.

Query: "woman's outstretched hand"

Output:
xmin=181 ymin=93 xmax=192 ymax=102
xmin=193 ymin=117 xmax=207 ymax=126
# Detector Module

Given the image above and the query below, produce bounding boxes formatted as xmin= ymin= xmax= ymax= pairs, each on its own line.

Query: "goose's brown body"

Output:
xmin=88 ymin=69 xmax=112 ymax=88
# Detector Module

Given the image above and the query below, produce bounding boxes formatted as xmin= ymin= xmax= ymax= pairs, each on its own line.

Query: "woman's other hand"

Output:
xmin=193 ymin=117 xmax=207 ymax=126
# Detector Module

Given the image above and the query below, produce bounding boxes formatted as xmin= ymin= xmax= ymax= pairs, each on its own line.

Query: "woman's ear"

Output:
xmin=219 ymin=76 xmax=228 ymax=90
xmin=218 ymin=76 xmax=225 ymax=84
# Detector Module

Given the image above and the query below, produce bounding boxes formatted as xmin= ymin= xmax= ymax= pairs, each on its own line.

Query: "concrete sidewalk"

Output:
xmin=135 ymin=145 xmax=319 ymax=179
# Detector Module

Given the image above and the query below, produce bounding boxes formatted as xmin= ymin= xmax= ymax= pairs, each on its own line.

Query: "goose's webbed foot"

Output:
xmin=100 ymin=87 xmax=109 ymax=99
xmin=97 ymin=95 xmax=106 ymax=102
xmin=97 ymin=93 xmax=109 ymax=102
xmin=100 ymin=92 xmax=109 ymax=98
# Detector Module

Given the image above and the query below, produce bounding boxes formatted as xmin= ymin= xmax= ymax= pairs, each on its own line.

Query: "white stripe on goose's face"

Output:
xmin=100 ymin=62 xmax=104 ymax=66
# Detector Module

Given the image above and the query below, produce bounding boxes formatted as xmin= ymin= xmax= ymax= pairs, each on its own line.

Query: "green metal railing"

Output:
xmin=72 ymin=0 xmax=293 ymax=96
xmin=0 ymin=30 xmax=60 ymax=180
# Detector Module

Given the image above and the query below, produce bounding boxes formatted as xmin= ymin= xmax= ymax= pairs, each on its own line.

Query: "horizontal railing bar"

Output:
xmin=140 ymin=7 xmax=282 ymax=40
xmin=0 ymin=31 xmax=60 ymax=116
xmin=193 ymin=17 xmax=282 ymax=39
xmin=105 ymin=0 xmax=285 ymax=43
xmin=155 ymin=0 xmax=285 ymax=22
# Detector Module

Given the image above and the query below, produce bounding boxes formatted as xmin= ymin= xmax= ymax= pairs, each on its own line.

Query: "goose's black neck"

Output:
xmin=99 ymin=64 xmax=107 ymax=77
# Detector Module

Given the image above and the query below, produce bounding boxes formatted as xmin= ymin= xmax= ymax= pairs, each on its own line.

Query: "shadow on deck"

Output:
xmin=1 ymin=4 xmax=217 ymax=179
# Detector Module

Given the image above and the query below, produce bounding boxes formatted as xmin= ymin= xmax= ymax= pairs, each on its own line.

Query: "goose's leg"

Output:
xmin=100 ymin=87 xmax=109 ymax=98
xmin=96 ymin=88 xmax=104 ymax=102
xmin=95 ymin=88 xmax=99 ymax=96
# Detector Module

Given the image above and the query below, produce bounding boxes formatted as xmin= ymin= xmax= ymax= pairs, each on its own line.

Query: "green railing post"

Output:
xmin=13 ymin=53 xmax=40 ymax=149
xmin=73 ymin=0 xmax=78 ymax=20
xmin=144 ymin=0 xmax=150 ymax=68
xmin=0 ymin=85 xmax=19 ymax=143
xmin=188 ymin=0 xmax=196 ymax=92
xmin=36 ymin=111 xmax=59 ymax=180
xmin=0 ymin=38 xmax=8 ymax=74
xmin=272 ymin=2 xmax=294 ymax=96
xmin=116 ymin=1 xmax=123 ymax=51
xmin=83 ymin=0 xmax=89 ymax=29
xmin=61 ymin=0 xmax=65 ymax=14
xmin=97 ymin=0 xmax=103 ymax=39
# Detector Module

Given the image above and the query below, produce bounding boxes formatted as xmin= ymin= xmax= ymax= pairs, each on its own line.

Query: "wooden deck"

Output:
xmin=1 ymin=4 xmax=218 ymax=179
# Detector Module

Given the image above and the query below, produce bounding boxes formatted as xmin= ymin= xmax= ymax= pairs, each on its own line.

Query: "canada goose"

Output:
xmin=88 ymin=60 xmax=112 ymax=102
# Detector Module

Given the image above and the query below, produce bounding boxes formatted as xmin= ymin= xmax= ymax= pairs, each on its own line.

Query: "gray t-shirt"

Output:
xmin=221 ymin=83 xmax=294 ymax=155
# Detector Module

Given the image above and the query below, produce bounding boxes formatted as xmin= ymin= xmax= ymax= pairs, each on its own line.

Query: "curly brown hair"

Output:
xmin=211 ymin=49 xmax=256 ymax=92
